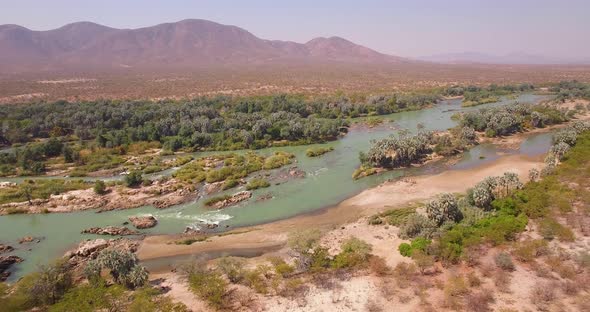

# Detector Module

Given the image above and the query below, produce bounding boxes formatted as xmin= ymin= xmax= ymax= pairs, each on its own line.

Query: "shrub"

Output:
xmin=399 ymin=213 xmax=437 ymax=239
xmin=221 ymin=179 xmax=239 ymax=190
xmin=93 ymin=180 xmax=107 ymax=195
xmin=426 ymin=193 xmax=461 ymax=225
xmin=332 ymin=237 xmax=372 ymax=269
xmin=203 ymin=195 xmax=231 ymax=207
xmin=512 ymin=239 xmax=548 ymax=262
xmin=368 ymin=256 xmax=390 ymax=276
xmin=530 ymin=284 xmax=555 ymax=310
xmin=124 ymin=170 xmax=143 ymax=187
xmin=246 ymin=178 xmax=270 ymax=190
xmin=90 ymin=249 xmax=148 ymax=289
xmin=398 ymin=237 xmax=431 ymax=257
xmin=306 ymin=146 xmax=334 ymax=157
xmin=217 ymin=257 xmax=246 ymax=283
xmin=288 ymin=229 xmax=321 ymax=254
xmin=494 ymin=252 xmax=515 ymax=271
xmin=411 ymin=250 xmax=435 ymax=274
xmin=269 ymin=257 xmax=294 ymax=278
xmin=188 ymin=269 xmax=228 ymax=309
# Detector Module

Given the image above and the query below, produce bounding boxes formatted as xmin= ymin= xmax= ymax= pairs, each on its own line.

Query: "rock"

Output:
xmin=81 ymin=226 xmax=139 ymax=236
xmin=0 ymin=244 xmax=14 ymax=254
xmin=18 ymin=236 xmax=42 ymax=244
xmin=0 ymin=255 xmax=24 ymax=281
xmin=129 ymin=215 xmax=158 ymax=229
xmin=204 ymin=181 xmax=224 ymax=195
xmin=206 ymin=223 xmax=218 ymax=229
xmin=289 ymin=167 xmax=306 ymax=178
xmin=0 ymin=182 xmax=16 ymax=188
xmin=183 ymin=227 xmax=201 ymax=235
xmin=74 ymin=239 xmax=109 ymax=257
xmin=210 ymin=191 xmax=252 ymax=209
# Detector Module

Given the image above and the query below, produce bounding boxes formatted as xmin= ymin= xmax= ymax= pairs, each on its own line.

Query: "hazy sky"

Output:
xmin=2 ymin=0 xmax=589 ymax=59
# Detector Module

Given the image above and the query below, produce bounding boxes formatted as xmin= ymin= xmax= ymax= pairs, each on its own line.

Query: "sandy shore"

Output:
xmin=137 ymin=153 xmax=543 ymax=263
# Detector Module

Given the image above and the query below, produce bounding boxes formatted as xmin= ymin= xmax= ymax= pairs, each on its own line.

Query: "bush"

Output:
xmin=125 ymin=170 xmax=143 ymax=187
xmin=368 ymin=256 xmax=390 ymax=276
xmin=188 ymin=269 xmax=228 ymax=309
xmin=93 ymin=180 xmax=107 ymax=195
xmin=246 ymin=178 xmax=270 ymax=190
xmin=88 ymin=249 xmax=148 ymax=289
xmin=269 ymin=257 xmax=294 ymax=277
xmin=426 ymin=193 xmax=462 ymax=225
xmin=288 ymin=229 xmax=321 ymax=254
xmin=494 ymin=252 xmax=515 ymax=271
xmin=398 ymin=237 xmax=431 ymax=257
xmin=332 ymin=237 xmax=372 ymax=269
xmin=217 ymin=257 xmax=246 ymax=283
xmin=203 ymin=195 xmax=231 ymax=207
xmin=399 ymin=213 xmax=437 ymax=239
xmin=306 ymin=146 xmax=334 ymax=157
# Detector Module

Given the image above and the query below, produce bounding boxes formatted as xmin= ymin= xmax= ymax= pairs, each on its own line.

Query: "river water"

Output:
xmin=0 ymin=94 xmax=552 ymax=280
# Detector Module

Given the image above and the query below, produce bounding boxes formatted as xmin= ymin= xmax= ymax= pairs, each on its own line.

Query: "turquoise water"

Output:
xmin=0 ymin=94 xmax=552 ymax=280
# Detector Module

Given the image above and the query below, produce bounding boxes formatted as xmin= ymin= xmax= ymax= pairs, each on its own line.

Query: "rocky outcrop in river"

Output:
xmin=129 ymin=215 xmax=158 ymax=229
xmin=81 ymin=226 xmax=140 ymax=236
xmin=0 ymin=244 xmax=14 ymax=254
xmin=0 ymin=255 xmax=24 ymax=281
xmin=210 ymin=191 xmax=252 ymax=209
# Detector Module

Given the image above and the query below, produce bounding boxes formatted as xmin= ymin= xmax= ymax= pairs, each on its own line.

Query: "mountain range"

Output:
xmin=418 ymin=51 xmax=590 ymax=65
xmin=0 ymin=19 xmax=407 ymax=73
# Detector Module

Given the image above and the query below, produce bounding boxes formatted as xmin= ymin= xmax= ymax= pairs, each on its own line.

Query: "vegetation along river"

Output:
xmin=0 ymin=94 xmax=552 ymax=280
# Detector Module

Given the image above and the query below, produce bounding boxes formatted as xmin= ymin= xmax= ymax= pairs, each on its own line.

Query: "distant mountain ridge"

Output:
xmin=0 ymin=19 xmax=407 ymax=72
xmin=418 ymin=51 xmax=590 ymax=65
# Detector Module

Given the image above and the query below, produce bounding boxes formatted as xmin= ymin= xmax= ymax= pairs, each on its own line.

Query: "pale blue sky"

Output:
xmin=1 ymin=0 xmax=589 ymax=59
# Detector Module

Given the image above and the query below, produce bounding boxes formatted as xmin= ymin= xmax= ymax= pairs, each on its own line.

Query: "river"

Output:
xmin=0 ymin=93 xmax=553 ymax=280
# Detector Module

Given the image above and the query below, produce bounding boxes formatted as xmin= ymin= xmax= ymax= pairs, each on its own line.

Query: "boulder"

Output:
xmin=0 ymin=255 xmax=24 ymax=281
xmin=129 ymin=215 xmax=158 ymax=229
xmin=18 ymin=236 xmax=42 ymax=244
xmin=74 ymin=239 xmax=109 ymax=257
xmin=81 ymin=226 xmax=139 ymax=236
xmin=183 ymin=226 xmax=201 ymax=235
xmin=0 ymin=244 xmax=14 ymax=254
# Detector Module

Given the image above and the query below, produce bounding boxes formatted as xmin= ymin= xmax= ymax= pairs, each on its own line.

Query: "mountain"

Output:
xmin=0 ymin=19 xmax=406 ymax=73
xmin=418 ymin=51 xmax=589 ymax=65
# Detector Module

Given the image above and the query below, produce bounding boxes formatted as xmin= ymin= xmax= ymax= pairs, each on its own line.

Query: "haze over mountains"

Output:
xmin=418 ymin=52 xmax=590 ymax=65
xmin=0 ymin=19 xmax=407 ymax=73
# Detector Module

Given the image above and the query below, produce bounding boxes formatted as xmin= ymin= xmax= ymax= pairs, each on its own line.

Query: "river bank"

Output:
xmin=137 ymin=152 xmax=543 ymax=263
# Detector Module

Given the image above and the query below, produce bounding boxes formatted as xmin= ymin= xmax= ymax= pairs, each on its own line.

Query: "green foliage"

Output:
xmin=0 ymin=179 xmax=89 ymax=205
xmin=88 ymin=249 xmax=148 ymax=289
xmin=306 ymin=146 xmax=334 ymax=157
xmin=363 ymin=131 xmax=434 ymax=168
xmin=203 ymin=194 xmax=231 ymax=207
xmin=93 ymin=180 xmax=107 ymax=195
xmin=288 ymin=229 xmax=321 ymax=254
xmin=246 ymin=178 xmax=270 ymax=190
xmin=125 ymin=170 xmax=144 ymax=187
xmin=49 ymin=282 xmax=125 ymax=312
xmin=426 ymin=193 xmax=462 ymax=225
xmin=331 ymin=237 xmax=372 ymax=269
xmin=217 ymin=257 xmax=246 ymax=283
xmin=460 ymin=102 xmax=567 ymax=137
xmin=398 ymin=213 xmax=438 ymax=239
xmin=0 ymin=261 xmax=73 ymax=311
xmin=187 ymin=267 xmax=228 ymax=309
xmin=221 ymin=179 xmax=239 ymax=190
xmin=262 ymin=151 xmax=294 ymax=169
xmin=398 ymin=237 xmax=432 ymax=257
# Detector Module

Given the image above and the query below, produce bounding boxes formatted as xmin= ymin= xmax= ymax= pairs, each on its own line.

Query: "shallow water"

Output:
xmin=0 ymin=93 xmax=552 ymax=280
